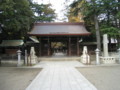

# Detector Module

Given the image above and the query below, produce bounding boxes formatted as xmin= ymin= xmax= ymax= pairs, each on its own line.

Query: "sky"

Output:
xmin=33 ymin=0 xmax=74 ymax=22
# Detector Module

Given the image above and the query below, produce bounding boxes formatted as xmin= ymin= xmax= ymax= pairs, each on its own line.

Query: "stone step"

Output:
xmin=38 ymin=57 xmax=80 ymax=61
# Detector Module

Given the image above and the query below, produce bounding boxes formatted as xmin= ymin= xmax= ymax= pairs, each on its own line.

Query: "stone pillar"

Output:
xmin=95 ymin=48 xmax=100 ymax=65
xmin=17 ymin=50 xmax=22 ymax=67
xmin=103 ymin=34 xmax=109 ymax=57
xmin=101 ymin=34 xmax=116 ymax=64
xmin=118 ymin=48 xmax=120 ymax=63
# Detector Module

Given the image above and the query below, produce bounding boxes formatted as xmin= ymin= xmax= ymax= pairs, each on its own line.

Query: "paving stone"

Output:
xmin=26 ymin=61 xmax=97 ymax=90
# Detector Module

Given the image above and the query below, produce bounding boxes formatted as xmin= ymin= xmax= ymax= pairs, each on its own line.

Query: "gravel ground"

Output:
xmin=77 ymin=65 xmax=120 ymax=90
xmin=0 ymin=67 xmax=42 ymax=90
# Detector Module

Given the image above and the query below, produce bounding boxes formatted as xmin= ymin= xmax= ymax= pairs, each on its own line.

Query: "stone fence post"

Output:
xmin=118 ymin=48 xmax=120 ymax=63
xmin=95 ymin=48 xmax=100 ymax=65
xmin=17 ymin=50 xmax=22 ymax=67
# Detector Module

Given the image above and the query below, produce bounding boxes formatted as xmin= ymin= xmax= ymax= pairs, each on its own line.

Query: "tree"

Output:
xmin=0 ymin=0 xmax=56 ymax=40
xmin=67 ymin=8 xmax=84 ymax=22
xmin=0 ymin=0 xmax=34 ymax=40
xmin=69 ymin=0 xmax=120 ymax=50
xmin=31 ymin=3 xmax=56 ymax=22
xmin=99 ymin=0 xmax=120 ymax=48
xmin=70 ymin=0 xmax=102 ymax=51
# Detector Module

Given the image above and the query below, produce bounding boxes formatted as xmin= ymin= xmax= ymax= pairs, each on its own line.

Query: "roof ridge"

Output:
xmin=34 ymin=22 xmax=84 ymax=25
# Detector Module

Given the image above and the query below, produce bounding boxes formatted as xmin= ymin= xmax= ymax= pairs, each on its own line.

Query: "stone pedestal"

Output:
xmin=28 ymin=47 xmax=38 ymax=65
xmin=101 ymin=34 xmax=116 ymax=64
xmin=80 ymin=46 xmax=90 ymax=64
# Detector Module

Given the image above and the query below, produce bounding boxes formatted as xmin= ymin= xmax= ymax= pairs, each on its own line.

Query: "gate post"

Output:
xmin=118 ymin=48 xmax=120 ymax=63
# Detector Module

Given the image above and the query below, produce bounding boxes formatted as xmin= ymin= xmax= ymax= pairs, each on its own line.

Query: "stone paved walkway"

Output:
xmin=26 ymin=61 xmax=97 ymax=90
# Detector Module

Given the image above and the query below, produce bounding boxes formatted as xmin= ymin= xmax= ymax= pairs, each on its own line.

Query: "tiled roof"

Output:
xmin=0 ymin=40 xmax=24 ymax=47
xmin=29 ymin=22 xmax=90 ymax=36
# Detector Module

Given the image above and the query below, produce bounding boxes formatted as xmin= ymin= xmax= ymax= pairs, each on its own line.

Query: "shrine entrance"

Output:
xmin=28 ymin=22 xmax=91 ymax=57
xmin=51 ymin=42 xmax=67 ymax=56
xmin=38 ymin=36 xmax=81 ymax=56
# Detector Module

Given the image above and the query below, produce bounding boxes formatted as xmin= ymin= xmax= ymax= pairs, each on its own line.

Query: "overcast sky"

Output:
xmin=33 ymin=0 xmax=74 ymax=22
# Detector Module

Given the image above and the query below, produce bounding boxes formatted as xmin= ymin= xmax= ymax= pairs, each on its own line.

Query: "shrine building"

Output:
xmin=28 ymin=22 xmax=90 ymax=56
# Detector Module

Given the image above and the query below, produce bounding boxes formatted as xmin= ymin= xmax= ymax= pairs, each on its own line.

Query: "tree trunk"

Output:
xmin=118 ymin=0 xmax=120 ymax=48
xmin=94 ymin=14 xmax=101 ymax=52
xmin=117 ymin=35 xmax=120 ymax=48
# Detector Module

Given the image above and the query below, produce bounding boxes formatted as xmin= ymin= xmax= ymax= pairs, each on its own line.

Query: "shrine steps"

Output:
xmin=38 ymin=56 xmax=80 ymax=61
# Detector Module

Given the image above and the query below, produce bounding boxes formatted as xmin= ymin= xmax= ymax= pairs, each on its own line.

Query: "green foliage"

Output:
xmin=69 ymin=0 xmax=120 ymax=38
xmin=101 ymin=25 xmax=120 ymax=37
xmin=69 ymin=0 xmax=120 ymax=49
xmin=31 ymin=3 xmax=56 ymax=22
xmin=0 ymin=0 xmax=56 ymax=40
xmin=0 ymin=0 xmax=34 ymax=39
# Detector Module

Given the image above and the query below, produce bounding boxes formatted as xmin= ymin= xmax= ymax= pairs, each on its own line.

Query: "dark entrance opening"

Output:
xmin=38 ymin=36 xmax=81 ymax=57
xmin=51 ymin=42 xmax=67 ymax=56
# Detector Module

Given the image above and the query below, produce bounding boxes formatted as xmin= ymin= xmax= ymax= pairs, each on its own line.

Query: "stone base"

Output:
xmin=28 ymin=56 xmax=38 ymax=65
xmin=81 ymin=55 xmax=90 ymax=64
xmin=100 ymin=57 xmax=116 ymax=64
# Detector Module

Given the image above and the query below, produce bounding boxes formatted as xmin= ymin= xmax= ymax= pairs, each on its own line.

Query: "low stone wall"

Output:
xmin=100 ymin=57 xmax=116 ymax=64
xmin=100 ymin=52 xmax=119 ymax=64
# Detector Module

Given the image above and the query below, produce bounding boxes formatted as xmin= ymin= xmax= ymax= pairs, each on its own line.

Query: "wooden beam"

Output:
xmin=68 ymin=36 xmax=71 ymax=56
xmin=48 ymin=37 xmax=50 ymax=56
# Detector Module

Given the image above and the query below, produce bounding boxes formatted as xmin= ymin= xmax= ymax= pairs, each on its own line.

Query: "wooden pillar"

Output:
xmin=68 ymin=36 xmax=71 ymax=56
xmin=48 ymin=37 xmax=50 ymax=56
xmin=39 ymin=38 xmax=41 ymax=56
xmin=77 ymin=37 xmax=80 ymax=56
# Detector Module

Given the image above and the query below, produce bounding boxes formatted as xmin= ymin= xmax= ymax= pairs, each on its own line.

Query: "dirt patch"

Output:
xmin=77 ymin=66 xmax=120 ymax=90
xmin=0 ymin=67 xmax=42 ymax=90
